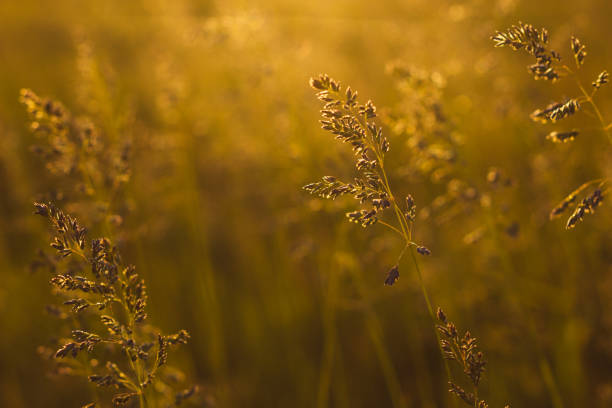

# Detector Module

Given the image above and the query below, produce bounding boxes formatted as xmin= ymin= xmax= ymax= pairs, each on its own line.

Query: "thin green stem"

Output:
xmin=395 ymin=244 xmax=410 ymax=265
xmin=377 ymin=147 xmax=454 ymax=386
xmin=351 ymin=262 xmax=408 ymax=408
xmin=574 ymin=78 xmax=612 ymax=144
xmin=483 ymin=207 xmax=564 ymax=408
xmin=348 ymin=105 xmax=456 ymax=403
xmin=558 ymin=64 xmax=611 ymax=144
xmin=317 ymin=227 xmax=349 ymax=408
xmin=378 ymin=220 xmax=404 ymax=237
xmin=407 ymin=245 xmax=451 ymax=379
xmin=316 ymin=268 xmax=338 ymax=408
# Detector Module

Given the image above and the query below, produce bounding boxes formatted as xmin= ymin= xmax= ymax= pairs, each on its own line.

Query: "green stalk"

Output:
xmin=351 ymin=266 xmax=409 ymax=408
xmin=482 ymin=207 xmax=564 ymax=408
xmin=376 ymin=137 xmax=454 ymax=388
xmin=349 ymin=106 xmax=456 ymax=406
xmin=575 ymin=79 xmax=612 ymax=144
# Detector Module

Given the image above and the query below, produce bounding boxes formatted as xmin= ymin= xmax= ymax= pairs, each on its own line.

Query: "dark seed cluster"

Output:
xmin=492 ymin=22 xmax=560 ymax=81
xmin=304 ymin=74 xmax=391 ymax=228
xmin=566 ymin=188 xmax=604 ymax=229
xmin=34 ymin=202 xmax=196 ymax=407
xmin=493 ymin=22 xmax=610 ymax=230
xmin=546 ymin=130 xmax=579 ymax=143
xmin=437 ymin=308 xmax=508 ymax=408
xmin=530 ymin=100 xmax=580 ymax=123
xmin=304 ymin=74 xmax=434 ymax=286
xmin=592 ymin=70 xmax=609 ymax=89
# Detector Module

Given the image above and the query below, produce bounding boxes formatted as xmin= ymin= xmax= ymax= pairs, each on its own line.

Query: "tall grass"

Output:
xmin=0 ymin=1 xmax=611 ymax=407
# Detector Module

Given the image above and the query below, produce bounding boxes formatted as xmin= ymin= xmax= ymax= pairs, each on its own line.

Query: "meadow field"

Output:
xmin=0 ymin=0 xmax=610 ymax=407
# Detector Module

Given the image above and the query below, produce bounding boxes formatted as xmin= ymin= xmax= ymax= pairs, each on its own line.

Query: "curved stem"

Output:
xmin=349 ymin=107 xmax=456 ymax=401
xmin=377 ymin=220 xmax=404 ymax=238
xmin=574 ymin=78 xmax=612 ymax=144
xmin=557 ymin=64 xmax=610 ymax=144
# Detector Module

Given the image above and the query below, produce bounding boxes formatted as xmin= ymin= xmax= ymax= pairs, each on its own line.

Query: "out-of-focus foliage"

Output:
xmin=0 ymin=0 xmax=610 ymax=407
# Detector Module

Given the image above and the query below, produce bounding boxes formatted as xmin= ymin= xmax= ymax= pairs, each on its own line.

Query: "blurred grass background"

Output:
xmin=0 ymin=0 xmax=611 ymax=407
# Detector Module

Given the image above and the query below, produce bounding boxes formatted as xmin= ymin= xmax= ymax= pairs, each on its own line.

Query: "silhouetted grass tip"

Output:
xmin=34 ymin=202 xmax=196 ymax=407
xmin=437 ymin=308 xmax=510 ymax=408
